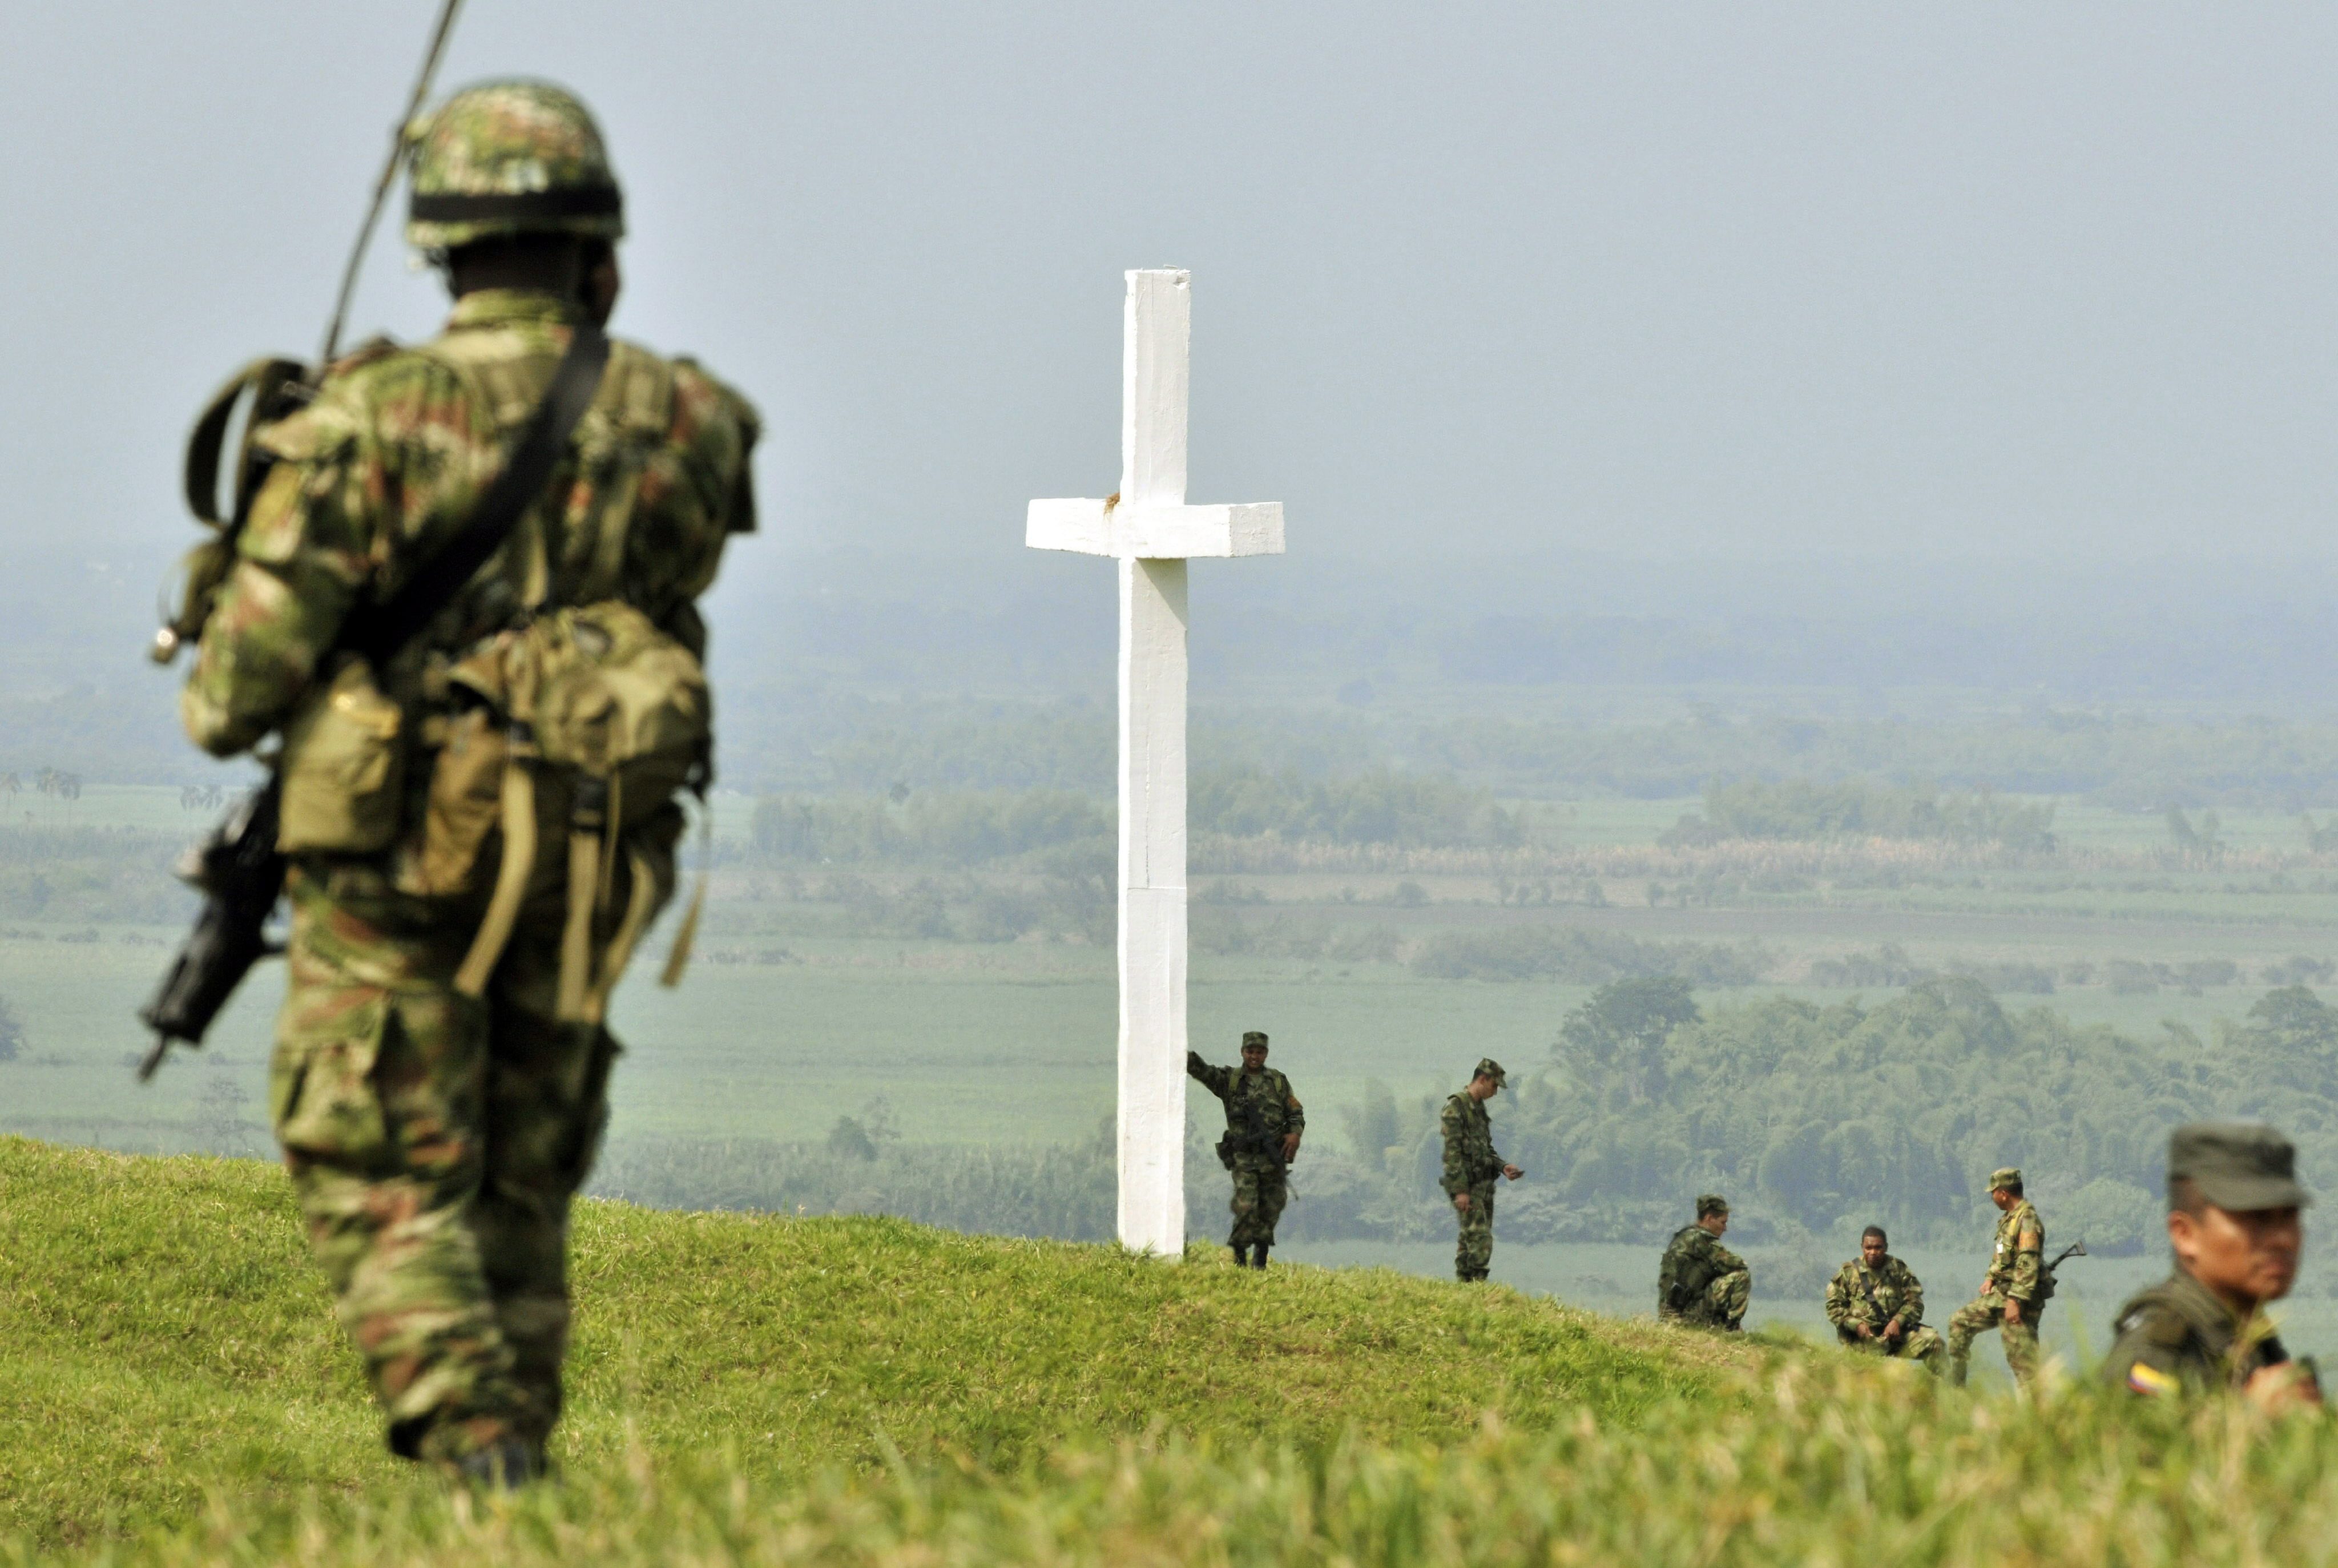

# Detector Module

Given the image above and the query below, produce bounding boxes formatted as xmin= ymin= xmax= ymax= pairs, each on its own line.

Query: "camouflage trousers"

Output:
xmin=1454 ymin=1183 xmax=1495 ymax=1280
xmin=269 ymin=861 xmax=621 ymax=1468
xmin=1227 ymin=1159 xmax=1289 ymax=1248
xmin=1843 ymin=1323 xmax=1948 ymax=1373
xmin=1945 ymin=1291 xmax=2042 ymax=1386
xmin=1666 ymin=1268 xmax=1751 ymax=1329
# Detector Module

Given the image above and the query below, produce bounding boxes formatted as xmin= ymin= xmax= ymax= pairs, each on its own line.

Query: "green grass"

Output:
xmin=0 ymin=1136 xmax=1731 ymax=1557
xmin=13 ymin=1136 xmax=2338 ymax=1566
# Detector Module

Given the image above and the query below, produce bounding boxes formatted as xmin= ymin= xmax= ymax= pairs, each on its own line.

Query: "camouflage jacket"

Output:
xmin=1983 ymin=1198 xmax=2045 ymax=1304
xmin=1824 ymin=1254 xmax=1926 ymax=1335
xmin=1439 ymin=1091 xmax=1505 ymax=1195
xmin=2101 ymin=1268 xmax=2293 ymax=1398
xmin=1658 ymin=1225 xmax=1747 ymax=1319
xmin=1188 ymin=1058 xmax=1305 ymax=1154
xmin=183 ymin=290 xmax=757 ymax=769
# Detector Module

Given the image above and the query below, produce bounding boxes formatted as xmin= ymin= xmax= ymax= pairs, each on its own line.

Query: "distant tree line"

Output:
xmin=748 ymin=768 xmax=1528 ymax=868
xmin=1661 ymin=778 xmax=2057 ymax=852
xmin=723 ymin=691 xmax=2338 ymax=811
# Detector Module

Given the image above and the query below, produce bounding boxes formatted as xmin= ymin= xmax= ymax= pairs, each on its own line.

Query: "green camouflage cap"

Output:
xmin=406 ymin=79 xmax=624 ymax=252
xmin=1241 ymin=1030 xmax=1269 ymax=1051
xmin=2170 ymin=1123 xmax=2312 ymax=1212
xmin=1696 ymin=1193 xmax=1730 ymax=1218
xmin=1988 ymin=1167 xmax=2022 ymax=1191
xmin=1474 ymin=1057 xmax=1506 ymax=1086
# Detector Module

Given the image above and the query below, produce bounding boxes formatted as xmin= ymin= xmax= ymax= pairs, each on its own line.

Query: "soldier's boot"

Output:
xmin=1251 ymin=1244 xmax=1270 ymax=1269
xmin=1229 ymin=1244 xmax=1246 ymax=1267
xmin=454 ymin=1437 xmax=541 ymax=1492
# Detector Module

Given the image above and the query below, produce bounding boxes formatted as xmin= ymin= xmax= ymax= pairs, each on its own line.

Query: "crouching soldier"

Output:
xmin=1826 ymin=1225 xmax=1945 ymax=1372
xmin=1946 ymin=1167 xmax=2046 ymax=1388
xmin=2102 ymin=1122 xmax=2322 ymax=1408
xmin=1659 ymin=1194 xmax=1751 ymax=1330
xmin=1188 ymin=1031 xmax=1303 ymax=1268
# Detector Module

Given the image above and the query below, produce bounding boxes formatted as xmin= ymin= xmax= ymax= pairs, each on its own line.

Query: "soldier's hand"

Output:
xmin=1281 ymin=1133 xmax=1300 ymax=1161
xmin=1453 ymin=1192 xmax=1470 ymax=1213
xmin=1884 ymin=1317 xmax=1904 ymax=1341
xmin=2245 ymin=1363 xmax=2324 ymax=1410
xmin=1855 ymin=1323 xmax=1875 ymax=1340
xmin=1186 ymin=1050 xmax=1205 ymax=1076
xmin=2002 ymin=1298 xmax=2022 ymax=1327
xmin=1501 ymin=1164 xmax=1523 ymax=1180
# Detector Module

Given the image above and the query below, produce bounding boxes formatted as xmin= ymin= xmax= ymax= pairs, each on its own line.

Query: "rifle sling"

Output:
xmin=341 ymin=321 xmax=611 ymax=667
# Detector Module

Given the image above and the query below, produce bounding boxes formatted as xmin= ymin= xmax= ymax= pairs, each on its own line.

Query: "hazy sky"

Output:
xmin=3 ymin=2 xmax=2333 ymax=663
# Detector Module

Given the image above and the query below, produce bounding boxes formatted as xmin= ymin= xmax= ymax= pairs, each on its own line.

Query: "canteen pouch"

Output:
xmin=277 ymin=656 xmax=406 ymax=855
xmin=416 ymin=704 xmax=509 ymax=896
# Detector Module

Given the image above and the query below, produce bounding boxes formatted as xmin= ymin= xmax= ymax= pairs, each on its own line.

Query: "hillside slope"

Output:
xmin=8 ymin=1136 xmax=2338 ymax=1566
xmin=0 ymin=1136 xmax=1731 ymax=1553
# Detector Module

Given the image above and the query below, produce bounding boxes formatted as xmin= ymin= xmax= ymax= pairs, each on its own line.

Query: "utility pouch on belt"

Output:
xmin=277 ymin=656 xmax=406 ymax=854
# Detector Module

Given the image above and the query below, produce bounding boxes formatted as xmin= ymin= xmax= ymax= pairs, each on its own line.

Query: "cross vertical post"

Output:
xmin=1027 ymin=269 xmax=1285 ymax=1256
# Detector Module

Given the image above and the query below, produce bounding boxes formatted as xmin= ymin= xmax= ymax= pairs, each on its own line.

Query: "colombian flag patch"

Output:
xmin=2127 ymin=1363 xmax=2180 ymax=1397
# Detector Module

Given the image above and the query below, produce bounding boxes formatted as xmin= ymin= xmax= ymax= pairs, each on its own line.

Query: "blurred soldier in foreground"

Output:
xmin=1440 ymin=1058 xmax=1523 ymax=1281
xmin=179 ymin=82 xmax=757 ymax=1482
xmin=1188 ymin=1031 xmax=1304 ymax=1268
xmin=1825 ymin=1224 xmax=1945 ymax=1372
xmin=2102 ymin=1123 xmax=2322 ymax=1408
xmin=1945 ymin=1168 xmax=2046 ymax=1388
xmin=1658 ymin=1194 xmax=1750 ymax=1330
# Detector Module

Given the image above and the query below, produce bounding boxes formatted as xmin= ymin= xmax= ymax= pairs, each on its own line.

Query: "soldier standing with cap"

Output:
xmin=2102 ymin=1123 xmax=2322 ymax=1407
xmin=1187 ymin=1031 xmax=1304 ymax=1268
xmin=1658 ymin=1194 xmax=1751 ymax=1329
xmin=1441 ymin=1058 xmax=1523 ymax=1281
xmin=1945 ymin=1167 xmax=2047 ymax=1388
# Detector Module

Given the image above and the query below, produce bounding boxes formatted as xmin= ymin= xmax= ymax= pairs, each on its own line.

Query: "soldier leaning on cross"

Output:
xmin=2102 ymin=1123 xmax=2323 ymax=1409
xmin=1187 ymin=1031 xmax=1304 ymax=1268
xmin=1945 ymin=1167 xmax=2047 ymax=1387
xmin=1440 ymin=1058 xmax=1523 ymax=1282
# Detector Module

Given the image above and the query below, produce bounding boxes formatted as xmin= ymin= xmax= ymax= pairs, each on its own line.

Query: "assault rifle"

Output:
xmin=1215 ymin=1093 xmax=1294 ymax=1170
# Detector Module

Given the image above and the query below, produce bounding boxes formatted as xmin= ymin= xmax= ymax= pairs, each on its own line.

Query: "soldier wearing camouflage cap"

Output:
xmin=1659 ymin=1194 xmax=1751 ymax=1329
xmin=2102 ymin=1124 xmax=2322 ymax=1408
xmin=179 ymin=79 xmax=758 ymax=1485
xmin=1440 ymin=1058 xmax=1523 ymax=1281
xmin=1945 ymin=1167 xmax=2047 ymax=1388
xmin=1187 ymin=1031 xmax=1305 ymax=1268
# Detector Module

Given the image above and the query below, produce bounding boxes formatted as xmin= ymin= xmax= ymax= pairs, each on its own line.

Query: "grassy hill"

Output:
xmin=4 ymin=1136 xmax=2336 ymax=1565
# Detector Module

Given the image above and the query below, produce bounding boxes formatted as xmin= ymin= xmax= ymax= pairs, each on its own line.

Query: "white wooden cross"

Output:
xmin=1027 ymin=269 xmax=1285 ymax=1256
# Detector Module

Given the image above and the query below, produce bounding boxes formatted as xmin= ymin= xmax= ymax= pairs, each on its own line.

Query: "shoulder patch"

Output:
xmin=2127 ymin=1362 xmax=2181 ymax=1397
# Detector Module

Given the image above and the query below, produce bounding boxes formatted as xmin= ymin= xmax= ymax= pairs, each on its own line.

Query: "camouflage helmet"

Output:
xmin=405 ymin=79 xmax=624 ymax=252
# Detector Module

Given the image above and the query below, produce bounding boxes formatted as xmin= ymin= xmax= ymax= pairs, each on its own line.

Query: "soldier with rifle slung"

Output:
xmin=1188 ymin=1030 xmax=1304 ymax=1268
xmin=1945 ymin=1168 xmax=2052 ymax=1388
xmin=155 ymin=74 xmax=757 ymax=1485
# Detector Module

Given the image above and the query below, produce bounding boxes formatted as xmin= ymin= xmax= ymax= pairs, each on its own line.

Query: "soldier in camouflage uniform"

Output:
xmin=1658 ymin=1194 xmax=1751 ymax=1329
xmin=1944 ymin=1168 xmax=2046 ymax=1388
xmin=1825 ymin=1224 xmax=1944 ymax=1372
xmin=2103 ymin=1123 xmax=2321 ymax=1408
xmin=1187 ymin=1031 xmax=1304 ymax=1267
xmin=179 ymin=82 xmax=757 ymax=1483
xmin=1440 ymin=1058 xmax=1523 ymax=1281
